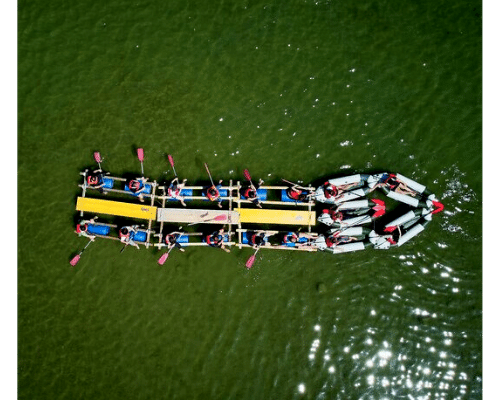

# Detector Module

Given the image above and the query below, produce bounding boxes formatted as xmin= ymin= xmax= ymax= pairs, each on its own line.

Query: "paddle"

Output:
xmin=94 ymin=152 xmax=103 ymax=169
xmin=168 ymin=154 xmax=177 ymax=177
xmin=245 ymin=247 xmax=260 ymax=269
xmin=137 ymin=148 xmax=145 ymax=176
xmin=187 ymin=214 xmax=227 ymax=226
xmin=204 ymin=162 xmax=216 ymax=187
xmin=281 ymin=178 xmax=309 ymax=190
xmin=158 ymin=246 xmax=174 ymax=265
xmin=69 ymin=240 xmax=93 ymax=266
xmin=243 ymin=168 xmax=254 ymax=186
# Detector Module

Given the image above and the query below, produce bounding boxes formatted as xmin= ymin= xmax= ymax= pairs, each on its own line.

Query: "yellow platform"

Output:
xmin=76 ymin=197 xmax=157 ymax=220
xmin=238 ymin=208 xmax=315 ymax=225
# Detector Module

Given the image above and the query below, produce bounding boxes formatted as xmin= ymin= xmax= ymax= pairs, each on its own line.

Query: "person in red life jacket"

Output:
xmin=317 ymin=207 xmax=346 ymax=227
xmin=322 ymin=180 xmax=361 ymax=200
xmin=240 ymin=179 xmax=264 ymax=208
xmin=86 ymin=169 xmax=109 ymax=193
xmin=206 ymin=180 xmax=224 ymax=208
xmin=286 ymin=184 xmax=314 ymax=202
xmin=168 ymin=177 xmax=188 ymax=207
xmin=119 ymin=226 xmax=141 ymax=249
xmin=374 ymin=173 xmax=418 ymax=197
xmin=164 ymin=232 xmax=185 ymax=252
xmin=206 ymin=228 xmax=230 ymax=252
xmin=126 ymin=177 xmax=148 ymax=202
xmin=75 ymin=217 xmax=98 ymax=240
xmin=384 ymin=225 xmax=402 ymax=245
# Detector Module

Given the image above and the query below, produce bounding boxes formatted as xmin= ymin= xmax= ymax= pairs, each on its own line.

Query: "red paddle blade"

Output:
xmin=384 ymin=226 xmax=397 ymax=233
xmin=69 ymin=254 xmax=81 ymax=266
xmin=137 ymin=148 xmax=144 ymax=161
xmin=93 ymin=152 xmax=102 ymax=163
xmin=372 ymin=208 xmax=385 ymax=218
xmin=431 ymin=200 xmax=444 ymax=214
xmin=158 ymin=252 xmax=169 ymax=265
xmin=245 ymin=254 xmax=256 ymax=269
xmin=243 ymin=169 xmax=251 ymax=181
xmin=168 ymin=154 xmax=175 ymax=168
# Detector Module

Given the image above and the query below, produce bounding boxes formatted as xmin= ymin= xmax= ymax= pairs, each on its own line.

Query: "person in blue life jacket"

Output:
xmin=206 ymin=228 xmax=230 ymax=253
xmin=206 ymin=180 xmax=224 ymax=208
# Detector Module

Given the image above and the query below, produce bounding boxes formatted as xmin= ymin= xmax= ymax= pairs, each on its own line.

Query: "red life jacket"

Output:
xmin=323 ymin=183 xmax=338 ymax=198
xmin=244 ymin=187 xmax=256 ymax=199
xmin=325 ymin=236 xmax=336 ymax=247
xmin=87 ymin=175 xmax=99 ymax=186
xmin=165 ymin=234 xmax=176 ymax=245
xmin=207 ymin=186 xmax=220 ymax=201
xmin=76 ymin=223 xmax=87 ymax=233
xmin=287 ymin=188 xmax=302 ymax=200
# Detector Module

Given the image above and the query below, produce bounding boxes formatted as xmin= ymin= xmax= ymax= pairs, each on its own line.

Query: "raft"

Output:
xmin=74 ymin=153 xmax=445 ymax=264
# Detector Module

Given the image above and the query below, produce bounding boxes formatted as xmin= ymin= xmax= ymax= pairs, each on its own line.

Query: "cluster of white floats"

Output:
xmin=310 ymin=172 xmax=444 ymax=254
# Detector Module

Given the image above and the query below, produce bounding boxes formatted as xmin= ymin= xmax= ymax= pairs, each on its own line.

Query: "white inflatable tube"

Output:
xmin=335 ymin=188 xmax=367 ymax=204
xmin=332 ymin=241 xmax=367 ymax=254
xmin=385 ymin=210 xmax=420 ymax=229
xmin=327 ymin=174 xmax=363 ymax=186
xmin=395 ymin=173 xmax=426 ymax=194
xmin=339 ymin=215 xmax=372 ymax=228
xmin=385 ymin=191 xmax=420 ymax=207
xmin=397 ymin=224 xmax=425 ymax=247
xmin=329 ymin=226 xmax=367 ymax=236
xmin=337 ymin=200 xmax=369 ymax=210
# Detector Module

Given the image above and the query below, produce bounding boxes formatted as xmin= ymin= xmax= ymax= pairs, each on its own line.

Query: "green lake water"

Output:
xmin=18 ymin=0 xmax=482 ymax=399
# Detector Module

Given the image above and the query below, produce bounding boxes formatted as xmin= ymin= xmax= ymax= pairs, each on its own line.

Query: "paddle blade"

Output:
xmin=431 ymin=201 xmax=444 ymax=214
xmin=69 ymin=254 xmax=81 ymax=266
xmin=245 ymin=254 xmax=256 ymax=269
xmin=372 ymin=208 xmax=385 ymax=218
xmin=137 ymin=148 xmax=144 ymax=161
xmin=93 ymin=152 xmax=102 ymax=163
xmin=168 ymin=154 xmax=175 ymax=168
xmin=243 ymin=169 xmax=251 ymax=182
xmin=158 ymin=252 xmax=169 ymax=265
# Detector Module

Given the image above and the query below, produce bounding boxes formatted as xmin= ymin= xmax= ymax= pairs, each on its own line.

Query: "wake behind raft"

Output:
xmin=72 ymin=149 xmax=444 ymax=267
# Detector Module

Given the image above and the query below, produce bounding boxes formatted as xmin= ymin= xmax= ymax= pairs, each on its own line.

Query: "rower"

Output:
xmin=248 ymin=230 xmax=277 ymax=249
xmin=206 ymin=228 xmax=230 ymax=253
xmin=75 ymin=217 xmax=97 ymax=241
xmin=374 ymin=173 xmax=418 ymax=197
xmin=86 ymin=169 xmax=108 ymax=193
xmin=164 ymin=232 xmax=185 ymax=252
xmin=126 ymin=177 xmax=148 ymax=202
xmin=325 ymin=233 xmax=358 ymax=247
xmin=240 ymin=179 xmax=264 ymax=208
xmin=283 ymin=231 xmax=316 ymax=247
xmin=168 ymin=177 xmax=188 ymax=207
xmin=286 ymin=184 xmax=313 ymax=202
xmin=119 ymin=226 xmax=141 ymax=249
xmin=206 ymin=179 xmax=224 ymax=208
